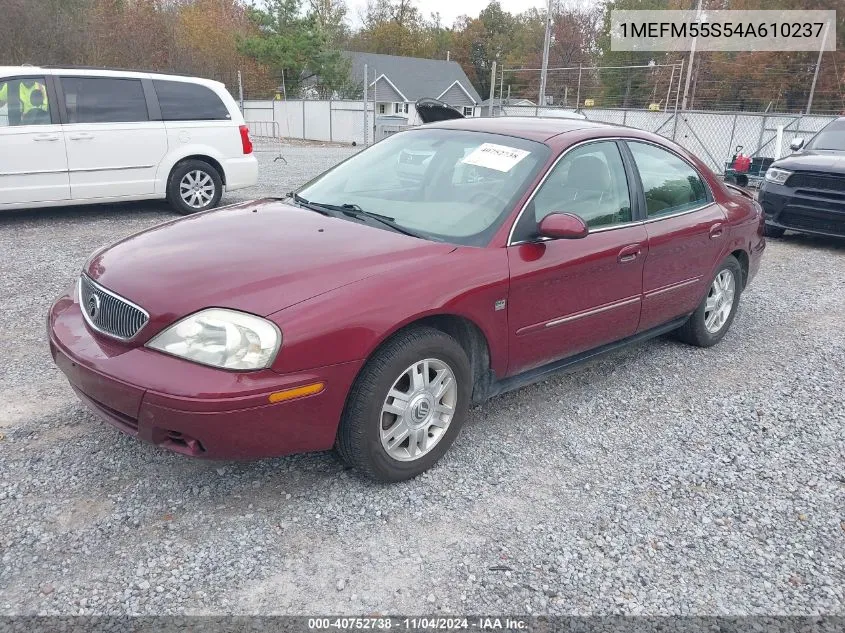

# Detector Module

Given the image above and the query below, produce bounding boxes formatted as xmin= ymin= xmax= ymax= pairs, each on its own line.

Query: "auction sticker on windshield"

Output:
xmin=462 ymin=143 xmax=530 ymax=172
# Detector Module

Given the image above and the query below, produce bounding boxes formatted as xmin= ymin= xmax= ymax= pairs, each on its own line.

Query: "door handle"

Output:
xmin=709 ymin=223 xmax=725 ymax=239
xmin=618 ymin=244 xmax=642 ymax=264
xmin=33 ymin=134 xmax=59 ymax=142
xmin=68 ymin=133 xmax=94 ymax=140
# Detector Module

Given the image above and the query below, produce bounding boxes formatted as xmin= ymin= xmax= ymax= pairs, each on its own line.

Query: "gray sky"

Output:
xmin=348 ymin=0 xmax=548 ymax=28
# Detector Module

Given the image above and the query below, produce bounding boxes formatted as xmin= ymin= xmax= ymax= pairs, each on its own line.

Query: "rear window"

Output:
xmin=61 ymin=77 xmax=148 ymax=123
xmin=153 ymin=80 xmax=230 ymax=121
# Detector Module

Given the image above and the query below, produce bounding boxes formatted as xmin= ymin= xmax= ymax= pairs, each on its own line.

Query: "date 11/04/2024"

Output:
xmin=307 ymin=617 xmax=530 ymax=630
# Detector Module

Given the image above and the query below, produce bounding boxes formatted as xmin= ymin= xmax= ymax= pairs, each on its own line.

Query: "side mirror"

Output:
xmin=790 ymin=137 xmax=805 ymax=151
xmin=537 ymin=212 xmax=589 ymax=239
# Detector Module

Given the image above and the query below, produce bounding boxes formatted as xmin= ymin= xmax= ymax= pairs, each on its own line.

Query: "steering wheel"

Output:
xmin=469 ymin=191 xmax=507 ymax=208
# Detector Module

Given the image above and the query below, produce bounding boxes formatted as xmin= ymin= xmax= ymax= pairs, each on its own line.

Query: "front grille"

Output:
xmin=79 ymin=275 xmax=149 ymax=340
xmin=779 ymin=211 xmax=845 ymax=236
xmin=786 ymin=172 xmax=845 ymax=192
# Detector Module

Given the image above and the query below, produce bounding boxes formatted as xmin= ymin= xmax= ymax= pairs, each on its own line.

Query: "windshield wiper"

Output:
xmin=287 ymin=192 xmax=333 ymax=217
xmin=291 ymin=195 xmax=422 ymax=239
xmin=334 ymin=204 xmax=423 ymax=239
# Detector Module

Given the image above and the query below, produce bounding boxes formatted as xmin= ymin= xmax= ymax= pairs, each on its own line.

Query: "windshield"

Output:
xmin=807 ymin=119 xmax=845 ymax=151
xmin=297 ymin=128 xmax=549 ymax=246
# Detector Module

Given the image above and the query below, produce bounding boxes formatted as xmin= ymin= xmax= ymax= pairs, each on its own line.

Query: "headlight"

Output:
xmin=764 ymin=167 xmax=792 ymax=185
xmin=146 ymin=308 xmax=281 ymax=370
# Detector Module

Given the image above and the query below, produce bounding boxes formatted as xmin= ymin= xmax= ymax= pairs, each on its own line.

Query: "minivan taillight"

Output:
xmin=239 ymin=125 xmax=253 ymax=155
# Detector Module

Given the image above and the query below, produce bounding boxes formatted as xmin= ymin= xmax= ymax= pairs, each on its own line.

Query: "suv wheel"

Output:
xmin=675 ymin=255 xmax=742 ymax=348
xmin=336 ymin=326 xmax=472 ymax=482
xmin=168 ymin=160 xmax=223 ymax=215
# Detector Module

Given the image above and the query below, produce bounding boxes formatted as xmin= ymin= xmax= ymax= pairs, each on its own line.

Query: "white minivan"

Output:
xmin=0 ymin=66 xmax=258 ymax=214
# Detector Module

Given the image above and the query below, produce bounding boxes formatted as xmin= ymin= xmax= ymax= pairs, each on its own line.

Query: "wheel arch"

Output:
xmin=167 ymin=154 xmax=226 ymax=186
xmin=359 ymin=313 xmax=495 ymax=406
xmin=730 ymin=248 xmax=749 ymax=290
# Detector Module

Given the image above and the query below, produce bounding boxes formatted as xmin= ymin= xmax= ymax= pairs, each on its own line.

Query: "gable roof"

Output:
xmin=345 ymin=51 xmax=482 ymax=104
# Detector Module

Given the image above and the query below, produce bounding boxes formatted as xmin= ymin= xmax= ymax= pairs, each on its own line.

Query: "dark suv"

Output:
xmin=758 ymin=117 xmax=845 ymax=238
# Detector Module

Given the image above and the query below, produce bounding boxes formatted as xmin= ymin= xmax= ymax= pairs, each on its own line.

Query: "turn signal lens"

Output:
xmin=268 ymin=382 xmax=325 ymax=403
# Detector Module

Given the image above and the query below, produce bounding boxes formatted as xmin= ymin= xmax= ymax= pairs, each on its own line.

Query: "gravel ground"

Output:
xmin=1 ymin=147 xmax=843 ymax=616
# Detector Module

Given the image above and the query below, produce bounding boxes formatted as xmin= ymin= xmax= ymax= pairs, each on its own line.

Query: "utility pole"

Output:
xmin=806 ymin=20 xmax=831 ymax=114
xmin=681 ymin=0 xmax=703 ymax=111
xmin=488 ymin=61 xmax=497 ymax=117
xmin=538 ymin=0 xmax=553 ymax=107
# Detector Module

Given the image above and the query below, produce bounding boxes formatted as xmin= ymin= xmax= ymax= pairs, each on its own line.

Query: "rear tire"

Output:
xmin=336 ymin=326 xmax=472 ymax=482
xmin=167 ymin=160 xmax=223 ymax=215
xmin=763 ymin=223 xmax=786 ymax=238
xmin=675 ymin=255 xmax=742 ymax=348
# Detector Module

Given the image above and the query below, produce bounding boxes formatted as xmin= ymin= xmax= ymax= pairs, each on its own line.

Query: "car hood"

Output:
xmin=773 ymin=149 xmax=845 ymax=174
xmin=86 ymin=200 xmax=456 ymax=325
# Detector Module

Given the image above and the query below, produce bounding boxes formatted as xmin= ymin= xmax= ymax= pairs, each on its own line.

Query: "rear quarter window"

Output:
xmin=153 ymin=80 xmax=231 ymax=121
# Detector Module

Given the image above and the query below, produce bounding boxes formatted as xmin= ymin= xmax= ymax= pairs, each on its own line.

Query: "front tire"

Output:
xmin=167 ymin=160 xmax=223 ymax=215
xmin=675 ymin=255 xmax=742 ymax=348
xmin=336 ymin=326 xmax=472 ymax=482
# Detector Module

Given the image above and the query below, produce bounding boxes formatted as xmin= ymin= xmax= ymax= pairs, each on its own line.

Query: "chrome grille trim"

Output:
xmin=78 ymin=274 xmax=149 ymax=341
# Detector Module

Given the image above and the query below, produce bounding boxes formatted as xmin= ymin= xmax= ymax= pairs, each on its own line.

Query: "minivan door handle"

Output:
xmin=709 ymin=223 xmax=725 ymax=239
xmin=33 ymin=134 xmax=59 ymax=142
xmin=617 ymin=244 xmax=642 ymax=264
xmin=68 ymin=133 xmax=94 ymax=141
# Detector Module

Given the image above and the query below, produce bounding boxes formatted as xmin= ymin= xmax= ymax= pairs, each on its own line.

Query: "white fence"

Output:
xmin=242 ymin=99 xmax=838 ymax=174
xmin=243 ymin=99 xmax=375 ymax=145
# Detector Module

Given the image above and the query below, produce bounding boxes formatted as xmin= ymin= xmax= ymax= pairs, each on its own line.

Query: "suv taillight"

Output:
xmin=239 ymin=125 xmax=253 ymax=155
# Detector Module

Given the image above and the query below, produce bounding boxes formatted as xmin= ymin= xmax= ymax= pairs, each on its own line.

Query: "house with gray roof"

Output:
xmin=345 ymin=51 xmax=482 ymax=122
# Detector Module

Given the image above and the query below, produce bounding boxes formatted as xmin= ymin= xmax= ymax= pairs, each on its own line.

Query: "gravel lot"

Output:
xmin=1 ymin=146 xmax=843 ymax=616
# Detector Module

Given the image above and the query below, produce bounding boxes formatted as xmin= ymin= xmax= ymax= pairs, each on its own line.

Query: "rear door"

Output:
xmin=623 ymin=140 xmax=727 ymax=332
xmin=58 ymin=75 xmax=168 ymax=200
xmin=153 ymin=79 xmax=240 ymax=161
xmin=506 ymin=140 xmax=647 ymax=374
xmin=0 ymin=74 xmax=70 ymax=205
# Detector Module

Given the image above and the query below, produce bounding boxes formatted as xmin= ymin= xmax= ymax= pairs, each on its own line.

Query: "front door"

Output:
xmin=0 ymin=75 xmax=70 ymax=205
xmin=507 ymin=140 xmax=647 ymax=375
xmin=58 ymin=75 xmax=168 ymax=200
xmin=624 ymin=141 xmax=727 ymax=332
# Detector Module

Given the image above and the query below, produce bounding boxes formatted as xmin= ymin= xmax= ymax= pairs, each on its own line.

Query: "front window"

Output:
xmin=297 ymin=128 xmax=549 ymax=246
xmin=0 ymin=76 xmax=51 ymax=127
xmin=807 ymin=119 xmax=845 ymax=151
xmin=463 ymin=106 xmax=473 ymax=117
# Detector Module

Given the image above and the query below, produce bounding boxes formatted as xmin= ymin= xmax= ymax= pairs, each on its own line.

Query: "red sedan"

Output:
xmin=48 ymin=117 xmax=766 ymax=482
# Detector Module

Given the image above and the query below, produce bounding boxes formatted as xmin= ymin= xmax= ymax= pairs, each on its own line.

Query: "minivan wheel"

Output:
xmin=168 ymin=160 xmax=223 ymax=215
xmin=763 ymin=223 xmax=786 ymax=238
xmin=336 ymin=326 xmax=472 ymax=482
xmin=675 ymin=255 xmax=742 ymax=348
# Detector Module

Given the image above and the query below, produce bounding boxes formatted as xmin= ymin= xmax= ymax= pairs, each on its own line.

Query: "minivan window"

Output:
xmin=0 ymin=77 xmax=52 ymax=127
xmin=61 ymin=77 xmax=149 ymax=123
xmin=153 ymin=80 xmax=230 ymax=121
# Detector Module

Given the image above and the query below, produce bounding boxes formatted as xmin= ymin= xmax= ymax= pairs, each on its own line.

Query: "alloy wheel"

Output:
xmin=380 ymin=358 xmax=458 ymax=462
xmin=704 ymin=269 xmax=736 ymax=334
xmin=179 ymin=170 xmax=215 ymax=209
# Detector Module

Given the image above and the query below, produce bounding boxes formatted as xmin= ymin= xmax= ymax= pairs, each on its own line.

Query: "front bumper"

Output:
xmin=48 ymin=289 xmax=361 ymax=459
xmin=759 ymin=181 xmax=845 ymax=237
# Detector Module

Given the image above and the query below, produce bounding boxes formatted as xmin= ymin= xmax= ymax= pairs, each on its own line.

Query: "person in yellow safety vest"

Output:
xmin=0 ymin=80 xmax=48 ymax=122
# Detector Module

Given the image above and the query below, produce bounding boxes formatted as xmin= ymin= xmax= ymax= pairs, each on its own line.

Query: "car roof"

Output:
xmin=0 ymin=65 xmax=223 ymax=88
xmin=422 ymin=116 xmax=611 ymax=142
